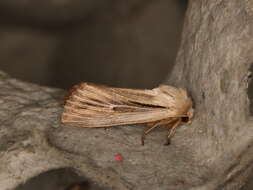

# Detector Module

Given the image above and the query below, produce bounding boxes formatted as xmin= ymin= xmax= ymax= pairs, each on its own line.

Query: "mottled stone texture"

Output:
xmin=167 ymin=0 xmax=253 ymax=189
xmin=0 ymin=71 xmax=205 ymax=190
xmin=1 ymin=0 xmax=253 ymax=190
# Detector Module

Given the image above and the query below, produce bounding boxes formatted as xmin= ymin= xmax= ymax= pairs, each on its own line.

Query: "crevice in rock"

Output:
xmin=247 ymin=64 xmax=253 ymax=115
xmin=14 ymin=167 xmax=106 ymax=190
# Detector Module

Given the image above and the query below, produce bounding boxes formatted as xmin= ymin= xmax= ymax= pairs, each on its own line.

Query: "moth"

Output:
xmin=61 ymin=82 xmax=194 ymax=145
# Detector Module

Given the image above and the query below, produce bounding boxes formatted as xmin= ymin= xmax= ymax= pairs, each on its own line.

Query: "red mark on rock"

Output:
xmin=114 ymin=154 xmax=123 ymax=162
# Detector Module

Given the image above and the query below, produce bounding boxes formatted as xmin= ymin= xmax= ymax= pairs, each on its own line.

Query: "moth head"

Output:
xmin=188 ymin=107 xmax=194 ymax=121
xmin=181 ymin=107 xmax=194 ymax=124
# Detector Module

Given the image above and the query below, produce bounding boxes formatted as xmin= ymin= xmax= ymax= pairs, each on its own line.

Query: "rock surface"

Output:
xmin=1 ymin=0 xmax=253 ymax=190
xmin=0 ymin=71 xmax=205 ymax=190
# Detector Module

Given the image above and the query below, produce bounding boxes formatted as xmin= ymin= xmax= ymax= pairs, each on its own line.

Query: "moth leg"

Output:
xmin=164 ymin=119 xmax=181 ymax=146
xmin=141 ymin=122 xmax=161 ymax=145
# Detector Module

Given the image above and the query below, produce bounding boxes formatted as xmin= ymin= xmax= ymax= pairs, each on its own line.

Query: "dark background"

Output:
xmin=0 ymin=0 xmax=187 ymax=89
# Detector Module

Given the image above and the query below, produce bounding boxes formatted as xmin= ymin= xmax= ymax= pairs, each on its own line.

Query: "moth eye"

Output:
xmin=181 ymin=117 xmax=189 ymax=123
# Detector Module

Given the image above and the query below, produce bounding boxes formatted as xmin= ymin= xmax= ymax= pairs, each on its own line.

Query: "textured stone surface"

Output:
xmin=0 ymin=71 xmax=206 ymax=190
xmin=0 ymin=71 xmax=66 ymax=190
xmin=1 ymin=0 xmax=253 ymax=190
xmin=167 ymin=0 xmax=253 ymax=189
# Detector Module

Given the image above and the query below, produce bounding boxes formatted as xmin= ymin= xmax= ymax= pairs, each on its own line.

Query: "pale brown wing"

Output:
xmin=111 ymin=85 xmax=191 ymax=109
xmin=61 ymin=83 xmax=178 ymax=128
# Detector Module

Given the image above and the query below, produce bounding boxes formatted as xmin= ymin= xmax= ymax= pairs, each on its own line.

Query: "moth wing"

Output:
xmin=62 ymin=83 xmax=175 ymax=127
xmin=62 ymin=109 xmax=171 ymax=128
xmin=111 ymin=85 xmax=189 ymax=109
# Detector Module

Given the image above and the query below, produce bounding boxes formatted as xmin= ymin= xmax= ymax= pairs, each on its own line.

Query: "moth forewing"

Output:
xmin=62 ymin=109 xmax=172 ymax=127
xmin=61 ymin=82 xmax=193 ymax=145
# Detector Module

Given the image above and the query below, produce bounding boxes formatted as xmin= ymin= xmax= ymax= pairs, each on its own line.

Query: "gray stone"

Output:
xmin=1 ymin=0 xmax=253 ymax=190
